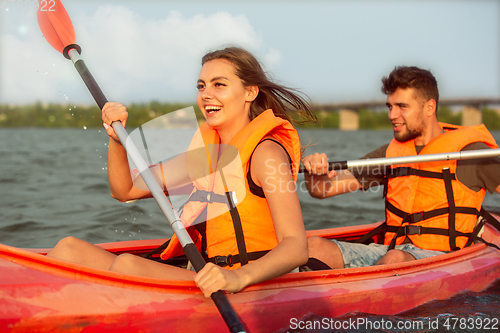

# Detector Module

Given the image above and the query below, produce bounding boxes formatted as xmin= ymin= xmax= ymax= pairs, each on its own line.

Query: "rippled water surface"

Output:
xmin=1 ymin=128 xmax=499 ymax=332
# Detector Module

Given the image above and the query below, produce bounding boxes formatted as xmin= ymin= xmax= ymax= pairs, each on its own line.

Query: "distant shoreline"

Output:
xmin=1 ymin=102 xmax=500 ymax=130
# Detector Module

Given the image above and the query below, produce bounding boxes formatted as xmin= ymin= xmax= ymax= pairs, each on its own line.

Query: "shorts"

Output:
xmin=332 ymin=239 xmax=446 ymax=268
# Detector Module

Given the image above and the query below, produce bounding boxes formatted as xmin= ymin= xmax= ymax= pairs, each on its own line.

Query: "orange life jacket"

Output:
xmin=160 ymin=109 xmax=301 ymax=269
xmin=384 ymin=123 xmax=498 ymax=251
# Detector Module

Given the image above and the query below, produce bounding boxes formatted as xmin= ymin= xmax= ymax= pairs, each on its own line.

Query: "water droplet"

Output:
xmin=69 ymin=108 xmax=72 ymax=111
xmin=83 ymin=126 xmax=87 ymax=130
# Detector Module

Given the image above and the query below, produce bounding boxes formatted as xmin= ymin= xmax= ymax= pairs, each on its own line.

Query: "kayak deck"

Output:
xmin=1 ymin=221 xmax=500 ymax=332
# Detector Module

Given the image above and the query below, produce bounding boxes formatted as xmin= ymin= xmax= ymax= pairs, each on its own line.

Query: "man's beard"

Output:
xmin=394 ymin=123 xmax=425 ymax=142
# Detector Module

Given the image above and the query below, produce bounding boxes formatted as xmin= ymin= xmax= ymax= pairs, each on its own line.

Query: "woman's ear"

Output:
xmin=246 ymin=86 xmax=259 ymax=102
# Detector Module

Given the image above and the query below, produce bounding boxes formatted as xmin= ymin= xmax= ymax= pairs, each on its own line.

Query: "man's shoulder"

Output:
xmin=460 ymin=142 xmax=491 ymax=151
xmin=361 ymin=143 xmax=389 ymax=160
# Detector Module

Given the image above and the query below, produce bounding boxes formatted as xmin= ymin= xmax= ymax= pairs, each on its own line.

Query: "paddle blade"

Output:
xmin=37 ymin=0 xmax=76 ymax=53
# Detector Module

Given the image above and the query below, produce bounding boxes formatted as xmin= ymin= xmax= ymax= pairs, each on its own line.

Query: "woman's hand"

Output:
xmin=193 ymin=263 xmax=248 ymax=298
xmin=102 ymin=102 xmax=128 ymax=142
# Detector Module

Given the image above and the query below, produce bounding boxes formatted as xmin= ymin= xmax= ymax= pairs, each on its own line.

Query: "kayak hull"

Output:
xmin=1 ymin=221 xmax=500 ymax=332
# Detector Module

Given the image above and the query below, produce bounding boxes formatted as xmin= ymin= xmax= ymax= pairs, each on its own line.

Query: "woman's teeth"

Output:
xmin=206 ymin=106 xmax=222 ymax=113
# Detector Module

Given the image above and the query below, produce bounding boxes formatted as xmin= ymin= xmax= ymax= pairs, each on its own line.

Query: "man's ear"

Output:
xmin=246 ymin=86 xmax=259 ymax=102
xmin=426 ymin=99 xmax=437 ymax=117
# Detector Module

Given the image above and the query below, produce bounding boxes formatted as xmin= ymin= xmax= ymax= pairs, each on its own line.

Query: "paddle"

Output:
xmin=37 ymin=2 xmax=246 ymax=332
xmin=299 ymin=148 xmax=500 ymax=173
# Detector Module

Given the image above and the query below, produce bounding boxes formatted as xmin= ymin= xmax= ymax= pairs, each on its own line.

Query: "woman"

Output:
xmin=47 ymin=47 xmax=317 ymax=297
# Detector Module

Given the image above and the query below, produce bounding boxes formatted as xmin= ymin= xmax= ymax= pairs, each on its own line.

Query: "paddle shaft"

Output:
xmin=298 ymin=148 xmax=500 ymax=173
xmin=67 ymin=48 xmax=246 ymax=333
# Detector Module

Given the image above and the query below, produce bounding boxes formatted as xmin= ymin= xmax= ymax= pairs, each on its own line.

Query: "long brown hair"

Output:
xmin=201 ymin=47 xmax=317 ymax=125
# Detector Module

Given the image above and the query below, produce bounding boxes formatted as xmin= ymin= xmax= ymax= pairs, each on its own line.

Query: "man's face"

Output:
xmin=386 ymin=88 xmax=427 ymax=143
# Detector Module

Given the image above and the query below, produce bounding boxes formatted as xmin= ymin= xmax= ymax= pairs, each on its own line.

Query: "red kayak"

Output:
xmin=1 ymin=219 xmax=500 ymax=333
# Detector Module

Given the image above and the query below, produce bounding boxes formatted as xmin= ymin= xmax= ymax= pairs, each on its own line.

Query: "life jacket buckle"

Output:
xmin=193 ymin=190 xmax=214 ymax=203
xmin=212 ymin=254 xmax=234 ymax=267
xmin=409 ymin=211 xmax=425 ymax=223
xmin=404 ymin=225 xmax=422 ymax=235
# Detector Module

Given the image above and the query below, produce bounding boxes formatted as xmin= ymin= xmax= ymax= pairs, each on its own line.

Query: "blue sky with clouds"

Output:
xmin=1 ymin=0 xmax=498 ymax=105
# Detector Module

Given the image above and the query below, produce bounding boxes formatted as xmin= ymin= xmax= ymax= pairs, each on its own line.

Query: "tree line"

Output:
xmin=1 ymin=102 xmax=500 ymax=130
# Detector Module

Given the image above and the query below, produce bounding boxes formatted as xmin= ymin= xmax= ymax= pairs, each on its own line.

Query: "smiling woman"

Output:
xmin=46 ymin=46 xmax=318 ymax=300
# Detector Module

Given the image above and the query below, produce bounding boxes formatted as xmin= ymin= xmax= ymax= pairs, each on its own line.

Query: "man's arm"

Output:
xmin=457 ymin=142 xmax=500 ymax=194
xmin=304 ymin=167 xmax=362 ymax=199
xmin=303 ymin=144 xmax=389 ymax=199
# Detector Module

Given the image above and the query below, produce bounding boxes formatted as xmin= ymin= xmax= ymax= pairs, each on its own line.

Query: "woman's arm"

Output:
xmin=194 ymin=140 xmax=308 ymax=297
xmin=102 ymin=102 xmax=151 ymax=201
xmin=102 ymin=102 xmax=192 ymax=202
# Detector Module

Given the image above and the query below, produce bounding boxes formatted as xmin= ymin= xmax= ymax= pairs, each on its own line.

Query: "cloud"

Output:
xmin=1 ymin=5 xmax=272 ymax=105
xmin=262 ymin=48 xmax=282 ymax=71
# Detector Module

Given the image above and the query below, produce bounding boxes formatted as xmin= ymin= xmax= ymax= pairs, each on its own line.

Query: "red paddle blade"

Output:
xmin=37 ymin=0 xmax=76 ymax=53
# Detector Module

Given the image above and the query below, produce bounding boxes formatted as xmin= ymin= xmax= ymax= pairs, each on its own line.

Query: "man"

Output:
xmin=303 ymin=66 xmax=500 ymax=270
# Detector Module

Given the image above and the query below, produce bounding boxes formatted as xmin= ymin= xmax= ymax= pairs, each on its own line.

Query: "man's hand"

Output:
xmin=302 ymin=152 xmax=337 ymax=178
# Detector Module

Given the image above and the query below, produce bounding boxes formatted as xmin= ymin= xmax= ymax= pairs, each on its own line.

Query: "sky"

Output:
xmin=0 ymin=0 xmax=499 ymax=106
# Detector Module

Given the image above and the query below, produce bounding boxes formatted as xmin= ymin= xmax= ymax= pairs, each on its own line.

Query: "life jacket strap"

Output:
xmin=183 ymin=188 xmax=250 ymax=266
xmin=467 ymin=208 xmax=500 ymax=251
xmin=187 ymin=190 xmax=229 ymax=204
xmin=353 ymin=222 xmax=387 ymax=244
xmin=385 ymin=199 xmax=480 ymax=250
xmin=442 ymin=168 xmax=459 ymax=250
xmin=208 ymin=250 xmax=269 ymax=267
xmin=141 ymin=239 xmax=170 ymax=259
xmin=479 ymin=207 xmax=500 ymax=234
xmin=386 ymin=167 xmax=457 ymax=180
xmin=223 ymin=190 xmax=249 ymax=266
xmin=386 ymin=225 xmax=472 ymax=237
xmin=386 ymin=201 xmax=479 ymax=224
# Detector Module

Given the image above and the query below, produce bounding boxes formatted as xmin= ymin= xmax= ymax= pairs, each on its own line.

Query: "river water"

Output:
xmin=0 ymin=127 xmax=499 ymax=332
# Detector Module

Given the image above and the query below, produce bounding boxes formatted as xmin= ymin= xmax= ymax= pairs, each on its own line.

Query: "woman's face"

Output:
xmin=196 ymin=59 xmax=256 ymax=136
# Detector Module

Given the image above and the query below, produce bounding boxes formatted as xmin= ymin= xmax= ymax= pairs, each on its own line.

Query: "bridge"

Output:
xmin=313 ymin=98 xmax=500 ymax=130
